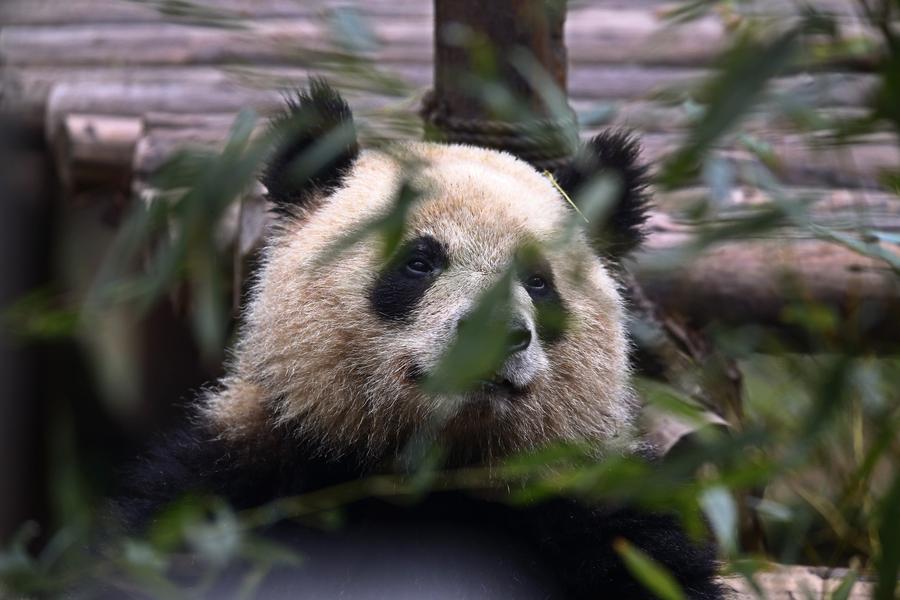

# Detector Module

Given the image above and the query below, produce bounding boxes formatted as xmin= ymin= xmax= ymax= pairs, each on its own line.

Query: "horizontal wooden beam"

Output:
xmin=0 ymin=0 xmax=869 ymax=27
xmin=720 ymin=565 xmax=874 ymax=599
xmin=44 ymin=120 xmax=899 ymax=197
xmin=50 ymin=113 xmax=143 ymax=192
xmin=5 ymin=63 xmax=878 ymax=131
xmin=0 ymin=0 xmax=434 ymax=26
xmin=0 ymin=10 xmax=880 ymax=69
xmin=637 ymin=187 xmax=900 ymax=348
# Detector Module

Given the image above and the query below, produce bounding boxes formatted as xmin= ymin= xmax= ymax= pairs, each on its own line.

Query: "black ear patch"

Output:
xmin=262 ymin=79 xmax=359 ymax=216
xmin=553 ymin=131 xmax=650 ymax=260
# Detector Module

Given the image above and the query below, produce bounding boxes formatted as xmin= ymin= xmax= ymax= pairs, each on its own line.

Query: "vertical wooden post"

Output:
xmin=424 ymin=0 xmax=576 ymax=170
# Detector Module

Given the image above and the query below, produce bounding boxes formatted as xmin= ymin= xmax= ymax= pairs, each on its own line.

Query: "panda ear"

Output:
xmin=261 ymin=79 xmax=359 ymax=216
xmin=553 ymin=131 xmax=650 ymax=261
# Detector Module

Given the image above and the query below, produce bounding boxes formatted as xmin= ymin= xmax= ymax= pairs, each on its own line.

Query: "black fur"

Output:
xmin=261 ymin=79 xmax=359 ymax=215
xmin=115 ymin=425 xmax=722 ymax=599
xmin=553 ymin=131 xmax=651 ymax=260
xmin=369 ymin=235 xmax=450 ymax=322
xmin=518 ymin=261 xmax=569 ymax=345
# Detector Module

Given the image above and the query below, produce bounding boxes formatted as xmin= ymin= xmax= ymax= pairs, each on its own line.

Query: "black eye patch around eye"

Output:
xmin=369 ymin=235 xmax=449 ymax=322
xmin=518 ymin=264 xmax=569 ymax=345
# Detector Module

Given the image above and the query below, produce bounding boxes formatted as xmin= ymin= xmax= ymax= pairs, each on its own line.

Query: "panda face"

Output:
xmin=215 ymin=143 xmax=637 ymax=461
xmin=365 ymin=151 xmax=568 ymax=403
xmin=202 ymin=82 xmax=648 ymax=462
xmin=367 ymin=230 xmax=557 ymax=396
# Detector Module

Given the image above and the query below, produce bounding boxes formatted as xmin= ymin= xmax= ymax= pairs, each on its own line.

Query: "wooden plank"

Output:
xmin=43 ymin=80 xmax=283 ymax=136
xmin=133 ymin=127 xmax=229 ymax=178
xmin=1 ymin=11 xmax=879 ymax=68
xmin=15 ymin=65 xmax=428 ymax=128
xmin=131 ymin=110 xmax=425 ymax=179
xmin=0 ymin=0 xmax=871 ymax=26
xmin=0 ymin=19 xmax=432 ymax=67
xmin=620 ymin=131 xmax=900 ymax=189
xmin=570 ymin=68 xmax=880 ymax=106
xmin=141 ymin=101 xmax=871 ymax=147
xmin=126 ymin=101 xmax=890 ymax=143
xmin=638 ymin=188 xmax=900 ymax=347
xmin=51 ymin=114 xmax=143 ymax=192
xmin=3 ymin=60 xmax=878 ymax=130
xmin=80 ymin=101 xmax=879 ymax=141
xmin=120 ymin=113 xmax=899 ymax=194
xmin=39 ymin=92 xmax=889 ymax=190
xmin=574 ymin=99 xmax=872 ymax=133
xmin=0 ymin=0 xmax=435 ymax=25
xmin=720 ymin=565 xmax=875 ymax=599
xmin=0 ymin=65 xmax=402 ymax=128
xmin=565 ymin=8 xmax=726 ymax=65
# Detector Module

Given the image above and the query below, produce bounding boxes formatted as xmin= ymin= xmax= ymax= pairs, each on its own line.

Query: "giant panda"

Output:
xmin=116 ymin=80 xmax=723 ymax=599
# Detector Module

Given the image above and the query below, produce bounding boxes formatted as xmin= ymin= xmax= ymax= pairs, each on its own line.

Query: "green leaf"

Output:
xmin=614 ymin=538 xmax=687 ymax=600
xmin=659 ymin=28 xmax=800 ymax=186
xmin=235 ymin=564 xmax=273 ymax=600
xmin=701 ymin=156 xmax=734 ymax=208
xmin=748 ymin=497 xmax=793 ymax=523
xmin=869 ymin=231 xmax=900 ymax=245
xmin=0 ymin=522 xmax=40 ymax=583
xmin=329 ymin=6 xmax=378 ymax=54
xmin=725 ymin=558 xmax=768 ymax=598
xmin=811 ymin=225 xmax=900 ymax=274
xmin=700 ymin=486 xmax=738 ymax=556
xmin=121 ymin=539 xmax=167 ymax=574
xmin=238 ymin=538 xmax=303 ymax=568
xmin=315 ymin=181 xmax=421 ymax=267
xmin=875 ymin=472 xmax=900 ymax=600
xmin=577 ymin=103 xmax=617 ymax=127
xmin=831 ymin=569 xmax=859 ymax=600
xmin=184 ymin=503 xmax=242 ymax=567
xmin=147 ymin=495 xmax=214 ymax=551
xmin=424 ymin=269 xmax=514 ymax=394
xmin=500 ymin=440 xmax=596 ymax=478
xmin=116 ymin=539 xmax=187 ymax=599
xmin=636 ymin=378 xmax=710 ymax=426
xmin=1 ymin=288 xmax=78 ymax=340
xmin=129 ymin=0 xmax=248 ymax=29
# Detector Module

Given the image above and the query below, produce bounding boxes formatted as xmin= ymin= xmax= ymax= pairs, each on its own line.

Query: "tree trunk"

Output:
xmin=424 ymin=0 xmax=576 ymax=170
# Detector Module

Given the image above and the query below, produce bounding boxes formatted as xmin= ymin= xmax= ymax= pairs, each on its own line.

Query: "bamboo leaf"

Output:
xmin=700 ymin=486 xmax=738 ymax=556
xmin=424 ymin=269 xmax=514 ymax=394
xmin=811 ymin=225 xmax=900 ymax=274
xmin=614 ymin=539 xmax=687 ymax=600
xmin=875 ymin=473 xmax=900 ymax=600
xmin=831 ymin=569 xmax=859 ymax=600
xmin=660 ymin=28 xmax=800 ymax=186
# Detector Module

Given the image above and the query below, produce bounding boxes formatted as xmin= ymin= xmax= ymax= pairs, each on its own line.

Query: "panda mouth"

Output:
xmin=477 ymin=376 xmax=526 ymax=398
xmin=406 ymin=363 xmax=527 ymax=398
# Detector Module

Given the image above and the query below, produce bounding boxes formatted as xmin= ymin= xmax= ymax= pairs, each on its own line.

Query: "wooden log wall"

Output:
xmin=1 ymin=0 xmax=899 ymax=343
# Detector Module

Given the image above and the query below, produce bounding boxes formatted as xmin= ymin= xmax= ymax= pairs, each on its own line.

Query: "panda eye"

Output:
xmin=525 ymin=275 xmax=547 ymax=290
xmin=405 ymin=258 xmax=433 ymax=277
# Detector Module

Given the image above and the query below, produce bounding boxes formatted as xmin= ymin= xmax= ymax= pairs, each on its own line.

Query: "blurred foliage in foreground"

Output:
xmin=3 ymin=0 xmax=900 ymax=598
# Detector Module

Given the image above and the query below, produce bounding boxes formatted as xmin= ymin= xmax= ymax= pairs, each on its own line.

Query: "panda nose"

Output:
xmin=456 ymin=317 xmax=532 ymax=354
xmin=507 ymin=325 xmax=532 ymax=354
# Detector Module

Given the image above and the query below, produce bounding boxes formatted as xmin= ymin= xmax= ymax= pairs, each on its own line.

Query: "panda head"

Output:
xmin=205 ymin=80 xmax=650 ymax=464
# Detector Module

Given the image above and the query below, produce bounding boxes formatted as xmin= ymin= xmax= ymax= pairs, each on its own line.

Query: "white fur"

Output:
xmin=203 ymin=142 xmax=637 ymax=461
